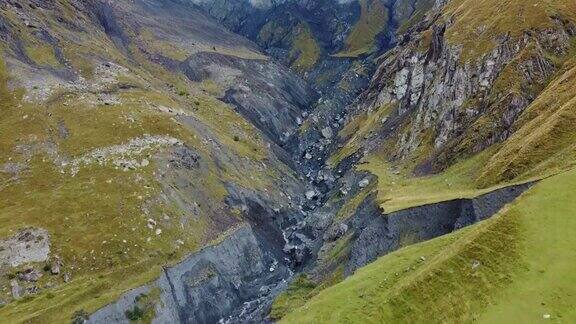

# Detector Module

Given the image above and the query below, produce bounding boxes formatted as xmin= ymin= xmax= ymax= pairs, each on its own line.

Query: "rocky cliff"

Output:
xmin=333 ymin=0 xmax=576 ymax=184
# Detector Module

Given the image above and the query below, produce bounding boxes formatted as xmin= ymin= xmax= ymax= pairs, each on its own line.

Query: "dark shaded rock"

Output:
xmin=169 ymin=146 xmax=200 ymax=170
xmin=346 ymin=182 xmax=534 ymax=274
xmin=18 ymin=268 xmax=43 ymax=282
xmin=87 ymin=225 xmax=291 ymax=324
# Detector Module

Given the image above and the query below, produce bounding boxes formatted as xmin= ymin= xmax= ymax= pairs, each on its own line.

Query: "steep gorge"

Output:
xmin=0 ymin=0 xmax=574 ymax=323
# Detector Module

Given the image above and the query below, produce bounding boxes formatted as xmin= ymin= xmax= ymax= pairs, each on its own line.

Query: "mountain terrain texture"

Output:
xmin=0 ymin=0 xmax=575 ymax=323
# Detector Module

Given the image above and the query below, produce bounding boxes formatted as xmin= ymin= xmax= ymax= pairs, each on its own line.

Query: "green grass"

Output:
xmin=281 ymin=168 xmax=576 ymax=323
xmin=477 ymin=59 xmax=576 ymax=187
xmin=270 ymin=275 xmax=317 ymax=320
xmin=333 ymin=0 xmax=389 ymax=58
xmin=26 ymin=44 xmax=60 ymax=67
xmin=289 ymin=23 xmax=321 ymax=72
xmin=443 ymin=0 xmax=576 ymax=63
xmin=328 ymin=104 xmax=392 ymax=168
xmin=358 ymin=149 xmax=536 ymax=212
xmin=0 ymin=7 xmax=281 ymax=322
xmin=335 ymin=185 xmax=375 ymax=221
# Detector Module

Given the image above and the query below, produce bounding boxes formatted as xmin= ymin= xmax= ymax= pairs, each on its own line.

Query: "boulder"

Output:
xmin=321 ymin=127 xmax=333 ymax=139
xmin=19 ymin=268 xmax=43 ymax=282
xmin=305 ymin=190 xmax=317 ymax=200
xmin=358 ymin=178 xmax=370 ymax=188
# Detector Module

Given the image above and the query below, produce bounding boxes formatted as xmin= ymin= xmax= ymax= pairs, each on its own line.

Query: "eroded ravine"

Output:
xmin=87 ymin=162 xmax=534 ymax=323
xmin=82 ymin=0 xmax=541 ymax=322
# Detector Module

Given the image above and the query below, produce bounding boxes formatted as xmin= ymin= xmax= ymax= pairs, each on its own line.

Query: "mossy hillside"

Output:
xmin=357 ymin=149 xmax=537 ymax=212
xmin=2 ymin=1 xmax=127 ymax=72
xmin=270 ymin=275 xmax=317 ymax=320
xmin=371 ymin=4 xmax=576 ymax=185
xmin=436 ymin=37 xmax=575 ymax=176
xmin=289 ymin=23 xmax=321 ymax=73
xmin=0 ymin=67 xmax=279 ymax=324
xmin=335 ymin=184 xmax=375 ymax=221
xmin=334 ymin=0 xmax=389 ymax=58
xmin=258 ymin=20 xmax=287 ymax=45
xmin=25 ymin=44 xmax=61 ymax=67
xmin=138 ymin=29 xmax=190 ymax=62
xmin=281 ymin=222 xmax=475 ymax=323
xmin=443 ymin=0 xmax=576 ymax=63
xmin=271 ymin=267 xmax=346 ymax=321
xmin=0 ymin=156 xmax=204 ymax=322
xmin=396 ymin=0 xmax=435 ymax=35
xmin=477 ymin=58 xmax=576 ymax=187
xmin=328 ymin=103 xmax=392 ymax=167
xmin=124 ymin=288 xmax=161 ymax=322
xmin=0 ymin=7 xmax=289 ymax=324
xmin=2 ymin=257 xmax=163 ymax=323
xmin=282 ymin=169 xmax=576 ymax=323
xmin=0 ymin=8 xmax=58 ymax=68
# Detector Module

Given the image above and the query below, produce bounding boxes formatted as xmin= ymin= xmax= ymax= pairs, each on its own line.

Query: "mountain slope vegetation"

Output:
xmin=0 ymin=0 xmax=575 ymax=323
xmin=281 ymin=168 xmax=576 ymax=323
xmin=0 ymin=0 xmax=308 ymax=321
xmin=271 ymin=0 xmax=576 ymax=321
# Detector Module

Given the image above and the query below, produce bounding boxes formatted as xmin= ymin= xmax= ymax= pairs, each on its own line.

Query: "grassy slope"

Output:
xmin=0 ymin=2 xmax=287 ymax=322
xmin=330 ymin=0 xmax=576 ymax=211
xmin=282 ymin=168 xmax=576 ymax=323
xmin=334 ymin=0 xmax=389 ymax=58
xmin=444 ymin=0 xmax=576 ymax=62
xmin=478 ymin=58 xmax=576 ymax=187
xmin=359 ymin=150 xmax=496 ymax=212
xmin=289 ymin=23 xmax=321 ymax=72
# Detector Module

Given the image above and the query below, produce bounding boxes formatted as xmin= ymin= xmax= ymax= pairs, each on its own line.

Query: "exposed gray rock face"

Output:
xmin=188 ymin=0 xmax=438 ymax=180
xmin=346 ymin=182 xmax=534 ymax=274
xmin=10 ymin=280 xmax=21 ymax=300
xmin=88 ymin=225 xmax=290 ymax=324
xmin=181 ymin=51 xmax=317 ymax=146
xmin=0 ymin=228 xmax=50 ymax=268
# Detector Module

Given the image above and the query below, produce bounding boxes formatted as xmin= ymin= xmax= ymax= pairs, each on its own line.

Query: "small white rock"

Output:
xmin=359 ymin=178 xmax=370 ymax=188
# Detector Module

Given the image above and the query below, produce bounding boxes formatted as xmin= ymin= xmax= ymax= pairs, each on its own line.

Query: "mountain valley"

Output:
xmin=0 ymin=0 xmax=575 ymax=323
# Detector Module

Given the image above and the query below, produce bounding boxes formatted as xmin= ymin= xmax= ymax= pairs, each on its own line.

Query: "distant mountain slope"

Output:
xmin=1 ymin=0 xmax=575 ymax=322
xmin=190 ymin=0 xmax=434 ymax=88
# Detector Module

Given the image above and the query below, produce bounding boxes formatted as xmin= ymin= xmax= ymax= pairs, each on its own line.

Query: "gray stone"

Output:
xmin=51 ymin=257 xmax=62 ymax=275
xmin=10 ymin=280 xmax=21 ymax=299
xmin=305 ymin=190 xmax=317 ymax=200
xmin=321 ymin=127 xmax=333 ymax=139
xmin=358 ymin=178 xmax=370 ymax=188
xmin=19 ymin=268 xmax=43 ymax=282
xmin=0 ymin=228 xmax=50 ymax=268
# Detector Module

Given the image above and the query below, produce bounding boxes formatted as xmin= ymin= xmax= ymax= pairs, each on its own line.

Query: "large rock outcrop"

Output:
xmin=87 ymin=225 xmax=290 ymax=324
xmin=337 ymin=1 xmax=576 ymax=177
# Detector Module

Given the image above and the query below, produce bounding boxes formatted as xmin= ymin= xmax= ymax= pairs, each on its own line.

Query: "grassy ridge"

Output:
xmin=444 ymin=0 xmax=576 ymax=62
xmin=357 ymin=148 xmax=542 ymax=212
xmin=281 ymin=168 xmax=576 ymax=323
